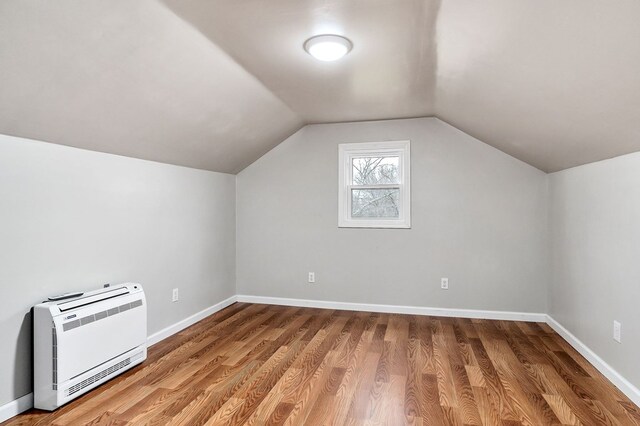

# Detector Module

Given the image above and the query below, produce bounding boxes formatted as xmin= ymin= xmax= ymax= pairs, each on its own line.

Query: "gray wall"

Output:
xmin=0 ymin=134 xmax=236 ymax=407
xmin=549 ymin=152 xmax=640 ymax=390
xmin=6 ymin=115 xmax=637 ymax=407
xmin=237 ymin=118 xmax=549 ymax=312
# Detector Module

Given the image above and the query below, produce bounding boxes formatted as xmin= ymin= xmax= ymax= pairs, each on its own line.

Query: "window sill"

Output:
xmin=338 ymin=219 xmax=411 ymax=229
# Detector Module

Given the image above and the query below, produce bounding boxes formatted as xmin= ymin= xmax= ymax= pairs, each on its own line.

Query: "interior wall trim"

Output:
xmin=546 ymin=315 xmax=640 ymax=407
xmin=147 ymin=295 xmax=238 ymax=347
xmin=0 ymin=294 xmax=238 ymax=422
xmin=235 ymin=294 xmax=547 ymax=322
xmin=0 ymin=393 xmax=33 ymax=424
xmin=239 ymin=295 xmax=639 ymax=406
xmin=4 ymin=296 xmax=639 ymax=422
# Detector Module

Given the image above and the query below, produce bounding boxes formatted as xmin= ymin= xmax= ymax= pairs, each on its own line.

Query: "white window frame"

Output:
xmin=338 ymin=140 xmax=411 ymax=228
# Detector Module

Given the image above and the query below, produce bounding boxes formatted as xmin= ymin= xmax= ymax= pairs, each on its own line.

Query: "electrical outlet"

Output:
xmin=441 ymin=278 xmax=449 ymax=290
xmin=308 ymin=272 xmax=315 ymax=283
xmin=613 ymin=320 xmax=621 ymax=343
xmin=172 ymin=288 xmax=179 ymax=302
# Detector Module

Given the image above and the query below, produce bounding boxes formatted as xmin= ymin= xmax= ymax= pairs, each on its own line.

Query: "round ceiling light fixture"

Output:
xmin=304 ymin=34 xmax=353 ymax=62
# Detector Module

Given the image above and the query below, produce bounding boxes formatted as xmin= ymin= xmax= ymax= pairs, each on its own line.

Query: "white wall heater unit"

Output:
xmin=34 ymin=283 xmax=147 ymax=410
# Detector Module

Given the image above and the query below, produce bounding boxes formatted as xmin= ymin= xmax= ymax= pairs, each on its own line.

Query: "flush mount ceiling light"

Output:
xmin=304 ymin=35 xmax=353 ymax=62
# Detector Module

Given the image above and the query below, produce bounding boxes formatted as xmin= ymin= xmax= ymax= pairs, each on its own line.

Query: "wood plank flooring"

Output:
xmin=5 ymin=303 xmax=640 ymax=425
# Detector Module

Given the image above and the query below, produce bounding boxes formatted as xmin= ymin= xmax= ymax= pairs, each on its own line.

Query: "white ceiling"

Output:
xmin=1 ymin=0 xmax=639 ymax=173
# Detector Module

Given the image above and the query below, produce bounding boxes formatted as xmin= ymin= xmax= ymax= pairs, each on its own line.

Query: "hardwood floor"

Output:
xmin=5 ymin=303 xmax=640 ymax=425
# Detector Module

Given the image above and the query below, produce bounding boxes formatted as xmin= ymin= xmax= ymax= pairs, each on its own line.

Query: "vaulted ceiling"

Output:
xmin=1 ymin=0 xmax=639 ymax=173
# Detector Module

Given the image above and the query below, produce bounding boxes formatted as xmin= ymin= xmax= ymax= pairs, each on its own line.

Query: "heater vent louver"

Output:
xmin=66 ymin=358 xmax=132 ymax=396
xmin=62 ymin=299 xmax=143 ymax=332
xmin=52 ymin=324 xmax=58 ymax=390
xmin=64 ymin=350 xmax=145 ymax=398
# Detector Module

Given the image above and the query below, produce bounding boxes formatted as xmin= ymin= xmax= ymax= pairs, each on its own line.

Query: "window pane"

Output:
xmin=352 ymin=156 xmax=399 ymax=185
xmin=351 ymin=188 xmax=400 ymax=218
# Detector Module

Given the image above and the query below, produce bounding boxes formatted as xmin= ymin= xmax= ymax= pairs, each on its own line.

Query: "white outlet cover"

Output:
xmin=613 ymin=320 xmax=621 ymax=343
xmin=308 ymin=272 xmax=315 ymax=283
xmin=441 ymin=278 xmax=449 ymax=289
xmin=172 ymin=288 xmax=179 ymax=302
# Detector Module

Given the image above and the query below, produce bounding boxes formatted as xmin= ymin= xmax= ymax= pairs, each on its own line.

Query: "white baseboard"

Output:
xmin=236 ymin=295 xmax=547 ymax=322
xmin=240 ymin=295 xmax=639 ymax=406
xmin=4 ymin=296 xmax=638 ymax=423
xmin=147 ymin=295 xmax=237 ymax=346
xmin=546 ymin=315 xmax=640 ymax=407
xmin=0 ymin=393 xmax=33 ymax=423
xmin=0 ymin=295 xmax=240 ymax=422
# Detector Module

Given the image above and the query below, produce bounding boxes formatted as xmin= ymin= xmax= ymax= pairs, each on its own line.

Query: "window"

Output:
xmin=338 ymin=140 xmax=411 ymax=228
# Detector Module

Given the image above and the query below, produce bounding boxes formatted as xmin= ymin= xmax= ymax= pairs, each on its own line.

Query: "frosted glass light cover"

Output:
xmin=304 ymin=35 xmax=352 ymax=61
